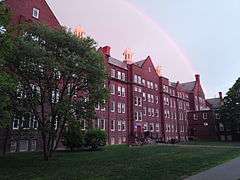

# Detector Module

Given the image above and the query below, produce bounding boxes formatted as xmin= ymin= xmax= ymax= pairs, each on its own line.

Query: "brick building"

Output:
xmin=0 ymin=0 xmax=224 ymax=152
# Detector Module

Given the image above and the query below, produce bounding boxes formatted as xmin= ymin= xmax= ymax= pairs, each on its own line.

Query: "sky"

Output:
xmin=46 ymin=0 xmax=240 ymax=98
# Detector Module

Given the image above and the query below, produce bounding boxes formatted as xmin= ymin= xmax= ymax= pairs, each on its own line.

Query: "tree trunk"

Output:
xmin=41 ymin=132 xmax=49 ymax=161
xmin=2 ymin=127 xmax=10 ymax=156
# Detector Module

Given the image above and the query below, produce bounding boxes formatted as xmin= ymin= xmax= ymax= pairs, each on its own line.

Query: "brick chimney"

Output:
xmin=219 ymin=92 xmax=224 ymax=105
xmin=156 ymin=65 xmax=162 ymax=77
xmin=74 ymin=26 xmax=86 ymax=38
xmin=102 ymin=46 xmax=111 ymax=56
xmin=195 ymin=74 xmax=200 ymax=82
xmin=123 ymin=48 xmax=133 ymax=64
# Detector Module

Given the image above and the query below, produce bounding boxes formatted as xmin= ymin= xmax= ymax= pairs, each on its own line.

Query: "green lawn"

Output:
xmin=180 ymin=140 xmax=240 ymax=147
xmin=0 ymin=145 xmax=240 ymax=180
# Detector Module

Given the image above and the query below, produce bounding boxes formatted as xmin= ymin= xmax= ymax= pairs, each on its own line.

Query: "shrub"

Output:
xmin=63 ymin=121 xmax=84 ymax=151
xmin=84 ymin=129 xmax=107 ymax=150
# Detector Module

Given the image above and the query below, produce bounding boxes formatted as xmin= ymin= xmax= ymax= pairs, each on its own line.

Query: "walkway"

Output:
xmin=186 ymin=157 xmax=240 ymax=180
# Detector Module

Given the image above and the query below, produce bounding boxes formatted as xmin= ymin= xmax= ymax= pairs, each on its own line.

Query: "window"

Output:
xmin=134 ymin=75 xmax=138 ymax=83
xmin=32 ymin=8 xmax=40 ymax=19
xmin=111 ymin=120 xmax=115 ymax=131
xmin=51 ymin=89 xmax=60 ymax=103
xmin=219 ymin=123 xmax=224 ymax=132
xmin=111 ymin=101 xmax=115 ymax=112
xmin=117 ymin=86 xmax=121 ymax=96
xmin=155 ymin=84 xmax=158 ymax=91
xmin=193 ymin=114 xmax=198 ymax=120
xmin=32 ymin=116 xmax=38 ymax=129
xmin=30 ymin=140 xmax=37 ymax=151
xmin=12 ymin=117 xmax=19 ymax=130
xmin=98 ymin=119 xmax=105 ymax=130
xmin=122 ymin=87 xmax=126 ymax=97
xmin=204 ymin=122 xmax=208 ymax=126
xmin=143 ymin=123 xmax=148 ymax=131
xmin=117 ymin=71 xmax=121 ymax=80
xmin=151 ymin=95 xmax=154 ymax=103
xmin=111 ymin=69 xmax=115 ymax=78
xmin=100 ymin=101 xmax=106 ymax=111
xmin=22 ymin=114 xmax=31 ymax=129
xmin=118 ymin=121 xmax=121 ymax=131
xmin=147 ymin=81 xmax=150 ymax=88
xmin=110 ymin=84 xmax=115 ymax=95
xmin=122 ymin=103 xmax=126 ymax=113
xmin=121 ymin=72 xmax=126 ymax=81
xmin=138 ymin=97 xmax=142 ymax=106
xmin=143 ymin=107 xmax=147 ymax=116
xmin=151 ymin=108 xmax=155 ymax=117
xmin=203 ymin=113 xmax=207 ymax=119
xmin=155 ymin=109 xmax=159 ymax=117
xmin=143 ymin=93 xmax=146 ymax=101
xmin=147 ymin=94 xmax=151 ymax=102
xmin=156 ymin=96 xmax=159 ymax=104
xmin=122 ymin=121 xmax=126 ymax=131
xmin=138 ymin=76 xmax=142 ymax=84
xmin=216 ymin=113 xmax=220 ymax=119
xmin=111 ymin=138 xmax=115 ymax=145
xmin=139 ymin=112 xmax=143 ymax=121
xmin=150 ymin=82 xmax=153 ymax=89
xmin=149 ymin=123 xmax=154 ymax=132
xmin=10 ymin=141 xmax=17 ymax=153
xmin=142 ymin=79 xmax=145 ymax=86
xmin=134 ymin=97 xmax=138 ymax=106
xmin=148 ymin=108 xmax=151 ymax=117
xmin=118 ymin=103 xmax=122 ymax=113
xmin=156 ymin=124 xmax=160 ymax=132
xmin=95 ymin=103 xmax=100 ymax=111
xmin=19 ymin=140 xmax=29 ymax=152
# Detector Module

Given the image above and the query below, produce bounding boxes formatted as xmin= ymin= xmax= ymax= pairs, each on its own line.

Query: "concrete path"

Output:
xmin=186 ymin=157 xmax=240 ymax=180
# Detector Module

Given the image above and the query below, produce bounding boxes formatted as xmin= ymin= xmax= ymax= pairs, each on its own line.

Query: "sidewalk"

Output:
xmin=186 ymin=157 xmax=240 ymax=180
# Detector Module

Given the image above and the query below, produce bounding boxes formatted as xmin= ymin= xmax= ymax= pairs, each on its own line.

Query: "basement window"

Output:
xmin=32 ymin=8 xmax=40 ymax=19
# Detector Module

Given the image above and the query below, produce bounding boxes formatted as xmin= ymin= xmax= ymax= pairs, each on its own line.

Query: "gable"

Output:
xmin=5 ymin=0 xmax=60 ymax=28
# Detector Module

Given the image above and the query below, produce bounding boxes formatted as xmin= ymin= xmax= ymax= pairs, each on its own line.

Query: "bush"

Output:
xmin=63 ymin=121 xmax=84 ymax=151
xmin=84 ymin=129 xmax=107 ymax=150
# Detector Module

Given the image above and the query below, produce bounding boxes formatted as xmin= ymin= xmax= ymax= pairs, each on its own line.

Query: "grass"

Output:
xmin=180 ymin=140 xmax=240 ymax=147
xmin=0 ymin=145 xmax=240 ymax=180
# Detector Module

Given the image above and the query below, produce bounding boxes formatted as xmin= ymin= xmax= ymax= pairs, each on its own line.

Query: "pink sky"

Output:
xmin=46 ymin=0 xmax=196 ymax=83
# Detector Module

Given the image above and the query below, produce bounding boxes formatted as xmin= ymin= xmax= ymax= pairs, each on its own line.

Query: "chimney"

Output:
xmin=156 ymin=65 xmax=162 ymax=77
xmin=123 ymin=48 xmax=133 ymax=64
xmin=102 ymin=46 xmax=111 ymax=56
xmin=219 ymin=92 xmax=224 ymax=105
xmin=74 ymin=26 xmax=86 ymax=38
xmin=195 ymin=74 xmax=200 ymax=82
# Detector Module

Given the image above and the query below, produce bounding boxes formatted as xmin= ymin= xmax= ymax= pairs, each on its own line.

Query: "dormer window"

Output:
xmin=33 ymin=8 xmax=40 ymax=19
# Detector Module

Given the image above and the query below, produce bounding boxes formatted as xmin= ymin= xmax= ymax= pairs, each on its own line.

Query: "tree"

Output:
xmin=63 ymin=121 xmax=84 ymax=151
xmin=220 ymin=78 xmax=240 ymax=140
xmin=84 ymin=129 xmax=107 ymax=151
xmin=1 ymin=23 xmax=108 ymax=160
xmin=0 ymin=2 xmax=18 ymax=155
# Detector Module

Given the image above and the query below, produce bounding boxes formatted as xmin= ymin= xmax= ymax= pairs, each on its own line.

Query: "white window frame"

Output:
xmin=32 ymin=8 xmax=40 ymax=19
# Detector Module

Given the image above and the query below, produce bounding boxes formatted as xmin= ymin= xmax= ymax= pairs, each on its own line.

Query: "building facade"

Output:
xmin=1 ymin=0 xmax=224 ymax=153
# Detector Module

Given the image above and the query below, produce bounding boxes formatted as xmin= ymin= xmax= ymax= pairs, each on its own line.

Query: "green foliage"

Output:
xmin=220 ymin=77 xmax=240 ymax=131
xmin=0 ymin=72 xmax=17 ymax=128
xmin=84 ymin=129 xmax=107 ymax=150
xmin=1 ymin=22 xmax=108 ymax=159
xmin=63 ymin=121 xmax=84 ymax=151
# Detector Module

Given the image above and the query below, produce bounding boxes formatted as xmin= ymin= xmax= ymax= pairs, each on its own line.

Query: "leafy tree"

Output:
xmin=84 ymin=129 xmax=107 ymax=151
xmin=0 ymin=2 xmax=18 ymax=155
xmin=63 ymin=121 xmax=84 ymax=151
xmin=2 ymin=23 xmax=108 ymax=160
xmin=220 ymin=77 xmax=240 ymax=140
